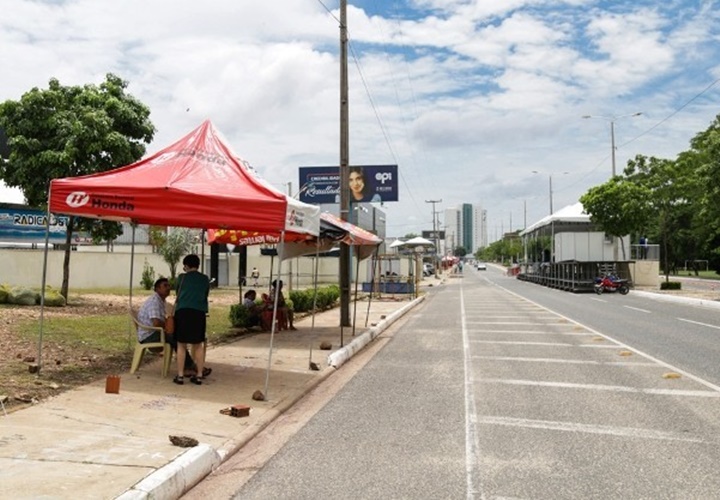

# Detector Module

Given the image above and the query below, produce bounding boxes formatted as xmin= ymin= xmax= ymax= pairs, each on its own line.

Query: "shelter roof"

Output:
xmin=520 ymin=202 xmax=591 ymax=236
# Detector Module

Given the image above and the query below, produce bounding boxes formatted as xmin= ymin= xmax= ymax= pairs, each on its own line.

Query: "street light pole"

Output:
xmin=582 ymin=112 xmax=641 ymax=177
xmin=425 ymin=199 xmax=442 ymax=276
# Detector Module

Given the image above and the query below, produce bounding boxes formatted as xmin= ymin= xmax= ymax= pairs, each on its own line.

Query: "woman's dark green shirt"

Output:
xmin=176 ymin=271 xmax=210 ymax=313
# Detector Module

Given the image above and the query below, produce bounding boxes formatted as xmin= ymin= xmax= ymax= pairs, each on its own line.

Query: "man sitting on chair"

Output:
xmin=137 ymin=278 xmax=198 ymax=376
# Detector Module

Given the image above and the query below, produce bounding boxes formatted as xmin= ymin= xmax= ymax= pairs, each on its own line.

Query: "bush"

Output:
xmin=229 ymin=303 xmax=252 ymax=327
xmin=0 ymin=285 xmax=8 ymax=304
xmin=288 ymin=285 xmax=340 ymax=313
xmin=660 ymin=281 xmax=682 ymax=290
xmin=140 ymin=259 xmax=155 ymax=290
xmin=289 ymin=289 xmax=312 ymax=312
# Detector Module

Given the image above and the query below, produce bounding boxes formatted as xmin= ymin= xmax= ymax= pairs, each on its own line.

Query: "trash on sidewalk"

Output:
xmin=220 ymin=404 xmax=250 ymax=417
xmin=105 ymin=375 xmax=121 ymax=394
xmin=169 ymin=435 xmax=199 ymax=448
xmin=252 ymin=390 xmax=265 ymax=401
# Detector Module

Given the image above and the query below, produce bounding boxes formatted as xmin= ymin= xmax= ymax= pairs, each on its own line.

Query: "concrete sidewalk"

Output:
xmin=0 ymin=279 xmax=441 ymax=500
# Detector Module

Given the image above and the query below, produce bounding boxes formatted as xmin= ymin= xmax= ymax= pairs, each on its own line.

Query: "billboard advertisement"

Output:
xmin=298 ymin=165 xmax=398 ymax=204
xmin=0 ymin=204 xmax=72 ymax=243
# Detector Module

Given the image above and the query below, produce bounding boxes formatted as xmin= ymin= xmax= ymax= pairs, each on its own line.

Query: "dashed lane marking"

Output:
xmin=472 ymin=356 xmax=657 ymax=366
xmin=479 ymin=378 xmax=720 ymax=397
xmin=677 ymin=318 xmax=720 ymax=330
xmin=623 ymin=305 xmax=651 ymax=313
xmin=476 ymin=416 xmax=706 ymax=443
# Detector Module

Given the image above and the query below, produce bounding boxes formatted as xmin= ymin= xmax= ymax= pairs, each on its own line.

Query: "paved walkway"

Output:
xmin=2 ymin=273 xmax=716 ymax=499
xmin=0 ymin=278 xmax=441 ymax=500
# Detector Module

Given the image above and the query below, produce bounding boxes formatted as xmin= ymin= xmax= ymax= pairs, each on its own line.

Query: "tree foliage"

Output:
xmin=452 ymin=245 xmax=469 ymax=257
xmin=577 ymin=113 xmax=720 ymax=275
xmin=0 ymin=74 xmax=155 ymax=297
xmin=157 ymin=228 xmax=197 ymax=281
xmin=579 ymin=175 xmax=653 ymax=260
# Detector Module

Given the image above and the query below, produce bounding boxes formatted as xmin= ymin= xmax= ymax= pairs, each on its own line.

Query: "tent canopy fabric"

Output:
xmin=208 ymin=212 xmax=382 ymax=261
xmin=403 ymin=236 xmax=435 ymax=246
xmin=48 ymin=120 xmax=320 ymax=236
xmin=520 ymin=202 xmax=590 ymax=236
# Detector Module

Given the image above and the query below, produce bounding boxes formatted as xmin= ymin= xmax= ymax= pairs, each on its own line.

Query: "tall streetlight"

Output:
xmin=425 ymin=199 xmax=442 ymax=276
xmin=532 ymin=171 xmax=569 ymax=215
xmin=582 ymin=112 xmax=642 ymax=177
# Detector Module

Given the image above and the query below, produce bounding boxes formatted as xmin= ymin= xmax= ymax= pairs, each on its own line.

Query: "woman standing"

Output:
xmin=173 ymin=254 xmax=210 ymax=385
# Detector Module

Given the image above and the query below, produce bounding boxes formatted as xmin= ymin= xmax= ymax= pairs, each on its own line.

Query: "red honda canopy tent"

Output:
xmin=40 ymin=120 xmax=320 ymax=397
xmin=48 ymin=120 xmax=320 ymax=235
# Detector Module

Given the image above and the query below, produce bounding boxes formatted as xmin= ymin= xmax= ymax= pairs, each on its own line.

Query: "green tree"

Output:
xmin=453 ymin=246 xmax=468 ymax=257
xmin=158 ymin=228 xmax=196 ymax=281
xmin=624 ymin=150 xmax=709 ymax=279
xmin=579 ymin=176 xmax=653 ymax=260
xmin=0 ymin=74 xmax=154 ymax=297
xmin=687 ymin=114 xmax=720 ymax=273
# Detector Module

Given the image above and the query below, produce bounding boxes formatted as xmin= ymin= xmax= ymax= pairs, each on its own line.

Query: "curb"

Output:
xmin=633 ymin=290 xmax=720 ymax=310
xmin=327 ymin=295 xmax=425 ymax=368
xmin=115 ymin=295 xmax=426 ymax=499
xmin=116 ymin=444 xmax=221 ymax=500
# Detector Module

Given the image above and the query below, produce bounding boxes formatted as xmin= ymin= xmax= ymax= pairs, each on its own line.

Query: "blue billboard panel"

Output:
xmin=0 ymin=205 xmax=70 ymax=243
xmin=298 ymin=165 xmax=398 ymax=204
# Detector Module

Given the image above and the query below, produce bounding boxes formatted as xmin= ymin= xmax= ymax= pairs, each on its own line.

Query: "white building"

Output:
xmin=444 ymin=203 xmax=487 ymax=255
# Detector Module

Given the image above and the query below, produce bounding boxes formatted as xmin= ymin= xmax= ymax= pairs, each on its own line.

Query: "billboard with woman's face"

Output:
xmin=298 ymin=165 xmax=398 ymax=204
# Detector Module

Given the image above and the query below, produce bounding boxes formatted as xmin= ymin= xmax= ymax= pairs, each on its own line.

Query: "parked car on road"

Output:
xmin=423 ymin=263 xmax=435 ymax=276
xmin=476 ymin=262 xmax=487 ymax=271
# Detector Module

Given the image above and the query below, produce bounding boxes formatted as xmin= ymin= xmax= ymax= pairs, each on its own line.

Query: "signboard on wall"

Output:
xmin=422 ymin=230 xmax=445 ymax=240
xmin=298 ymin=165 xmax=398 ymax=204
xmin=0 ymin=204 xmax=72 ymax=243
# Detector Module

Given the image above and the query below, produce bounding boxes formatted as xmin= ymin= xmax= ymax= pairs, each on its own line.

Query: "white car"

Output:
xmin=476 ymin=262 xmax=487 ymax=271
xmin=423 ymin=263 xmax=435 ymax=276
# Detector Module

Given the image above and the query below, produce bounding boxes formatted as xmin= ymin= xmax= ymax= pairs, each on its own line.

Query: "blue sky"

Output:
xmin=1 ymin=0 xmax=719 ymax=240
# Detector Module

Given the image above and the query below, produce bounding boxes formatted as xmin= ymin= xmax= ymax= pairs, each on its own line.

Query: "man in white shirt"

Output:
xmin=137 ymin=278 xmax=198 ymax=374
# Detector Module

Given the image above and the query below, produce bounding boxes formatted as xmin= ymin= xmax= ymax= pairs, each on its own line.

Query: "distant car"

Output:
xmin=423 ymin=263 xmax=435 ymax=276
xmin=476 ymin=262 xmax=487 ymax=271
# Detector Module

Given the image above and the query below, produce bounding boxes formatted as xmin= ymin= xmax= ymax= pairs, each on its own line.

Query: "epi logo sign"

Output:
xmin=375 ymin=172 xmax=392 ymax=184
xmin=66 ymin=192 xmax=90 ymax=208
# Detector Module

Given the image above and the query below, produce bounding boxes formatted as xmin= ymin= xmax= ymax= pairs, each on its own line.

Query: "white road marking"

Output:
xmin=678 ymin=318 xmax=720 ymax=330
xmin=476 ymin=416 xmax=705 ymax=443
xmin=472 ymin=356 xmax=657 ymax=366
xmin=471 ymin=340 xmax=620 ymax=348
xmin=486 ymin=282 xmax=720 ymax=394
xmin=468 ymin=321 xmax=570 ymax=325
xmin=461 ymin=286 xmax=483 ymax=499
xmin=479 ymin=378 xmax=720 ymax=397
xmin=589 ymin=297 xmax=606 ymax=303
xmin=470 ymin=330 xmax=590 ymax=336
xmin=623 ymin=305 xmax=651 ymax=313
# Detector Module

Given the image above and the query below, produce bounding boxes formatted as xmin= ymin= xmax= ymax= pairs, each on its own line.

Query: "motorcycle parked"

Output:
xmin=594 ymin=275 xmax=630 ymax=295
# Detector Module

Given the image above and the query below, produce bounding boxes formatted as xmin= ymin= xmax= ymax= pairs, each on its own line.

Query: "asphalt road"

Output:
xmin=206 ymin=270 xmax=720 ymax=499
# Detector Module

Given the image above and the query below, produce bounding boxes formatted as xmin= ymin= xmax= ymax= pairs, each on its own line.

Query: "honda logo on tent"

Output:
xmin=66 ymin=192 xmax=90 ymax=208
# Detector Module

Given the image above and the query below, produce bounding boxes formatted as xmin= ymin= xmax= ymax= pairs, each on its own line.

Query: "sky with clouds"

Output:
xmin=1 ymin=0 xmax=719 ymax=240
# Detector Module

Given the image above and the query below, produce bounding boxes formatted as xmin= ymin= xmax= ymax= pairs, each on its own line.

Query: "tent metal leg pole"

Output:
xmin=365 ymin=249 xmax=378 ymax=327
xmin=351 ymin=253 xmax=360 ymax=337
xmin=37 ymin=209 xmax=52 ymax=374
xmin=263 ymin=231 xmax=285 ymax=400
xmin=308 ymin=240 xmax=320 ymax=368
xmin=128 ymin=225 xmax=136 ymax=348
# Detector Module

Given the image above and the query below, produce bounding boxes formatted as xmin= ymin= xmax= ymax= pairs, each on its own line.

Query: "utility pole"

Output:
xmin=425 ymin=199 xmax=442 ymax=276
xmin=338 ymin=0 xmax=351 ymax=327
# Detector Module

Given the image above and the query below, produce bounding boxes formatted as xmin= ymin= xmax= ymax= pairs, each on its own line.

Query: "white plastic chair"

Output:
xmin=129 ymin=311 xmax=172 ymax=377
